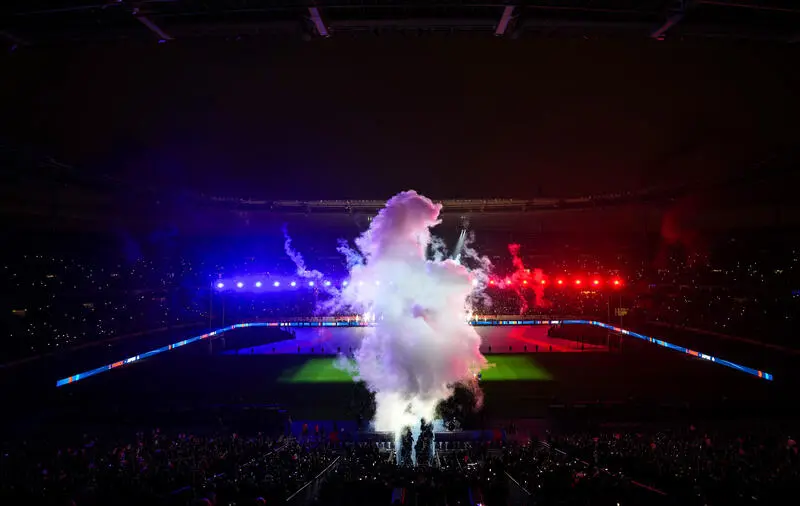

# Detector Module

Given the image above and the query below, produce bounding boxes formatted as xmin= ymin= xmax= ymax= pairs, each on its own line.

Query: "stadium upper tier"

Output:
xmin=212 ymin=197 xmax=559 ymax=213
xmin=206 ymin=187 xmax=683 ymax=213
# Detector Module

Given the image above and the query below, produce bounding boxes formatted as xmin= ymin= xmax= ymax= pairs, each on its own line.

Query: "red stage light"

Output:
xmin=489 ymin=280 xmax=495 ymax=285
xmin=523 ymin=280 xmax=528 ymax=285
xmin=612 ymin=279 xmax=622 ymax=287
xmin=556 ymin=279 xmax=564 ymax=285
xmin=593 ymin=279 xmax=600 ymax=286
xmin=540 ymin=279 xmax=546 ymax=285
xmin=575 ymin=279 xmax=582 ymax=285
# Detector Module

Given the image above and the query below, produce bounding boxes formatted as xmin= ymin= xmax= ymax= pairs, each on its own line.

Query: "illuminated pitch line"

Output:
xmin=55 ymin=319 xmax=774 ymax=387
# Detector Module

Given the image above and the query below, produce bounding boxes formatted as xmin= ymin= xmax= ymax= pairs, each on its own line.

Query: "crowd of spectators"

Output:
xmin=474 ymin=234 xmax=799 ymax=351
xmin=639 ymin=242 xmax=798 ymax=348
xmin=1 ymin=229 xmax=798 ymax=363
xmin=547 ymin=426 xmax=800 ymax=505
xmin=4 ymin=419 xmax=798 ymax=506
xmin=0 ymin=431 xmax=339 ymax=506
xmin=0 ymin=254 xmax=210 ymax=362
xmin=0 ymin=234 xmax=350 ymax=363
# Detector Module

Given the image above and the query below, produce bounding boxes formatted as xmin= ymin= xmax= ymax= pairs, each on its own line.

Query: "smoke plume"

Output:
xmin=283 ymin=226 xmax=323 ymax=281
xmin=507 ymin=243 xmax=549 ymax=311
xmin=337 ymin=191 xmax=488 ymax=433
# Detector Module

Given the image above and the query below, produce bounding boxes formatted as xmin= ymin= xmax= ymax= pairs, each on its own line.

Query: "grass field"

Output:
xmin=278 ymin=355 xmax=553 ymax=383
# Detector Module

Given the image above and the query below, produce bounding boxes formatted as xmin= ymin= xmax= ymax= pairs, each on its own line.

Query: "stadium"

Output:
xmin=2 ymin=2 xmax=800 ymax=505
xmin=2 ymin=180 xmax=798 ymax=505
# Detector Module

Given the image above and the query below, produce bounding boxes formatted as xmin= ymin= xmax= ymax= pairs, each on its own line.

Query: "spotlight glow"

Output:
xmin=236 ymin=282 xmax=244 ymax=288
xmin=290 ymin=281 xmax=297 ymax=287
xmin=309 ymin=281 xmax=315 ymax=287
xmin=255 ymin=281 xmax=262 ymax=288
xmin=273 ymin=281 xmax=280 ymax=287
xmin=216 ymin=282 xmax=224 ymax=289
xmin=324 ymin=280 xmax=331 ymax=287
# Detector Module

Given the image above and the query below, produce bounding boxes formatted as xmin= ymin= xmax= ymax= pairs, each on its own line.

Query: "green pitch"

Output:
xmin=279 ymin=355 xmax=552 ymax=383
xmin=480 ymin=355 xmax=553 ymax=381
xmin=278 ymin=358 xmax=357 ymax=383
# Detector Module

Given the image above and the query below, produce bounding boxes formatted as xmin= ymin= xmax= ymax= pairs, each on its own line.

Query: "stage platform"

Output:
xmin=223 ymin=325 xmax=607 ymax=356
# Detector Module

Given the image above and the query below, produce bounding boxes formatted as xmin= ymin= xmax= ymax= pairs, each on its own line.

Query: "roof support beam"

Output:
xmin=133 ymin=8 xmax=173 ymax=42
xmin=309 ymin=7 xmax=330 ymax=37
xmin=651 ymin=0 xmax=688 ymax=39
xmin=495 ymin=5 xmax=515 ymax=36
xmin=650 ymin=13 xmax=684 ymax=39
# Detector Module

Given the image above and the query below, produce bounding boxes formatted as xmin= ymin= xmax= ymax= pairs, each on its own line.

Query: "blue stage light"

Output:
xmin=308 ymin=281 xmax=315 ymax=287
xmin=342 ymin=281 xmax=348 ymax=286
xmin=273 ymin=281 xmax=280 ymax=287
xmin=216 ymin=282 xmax=224 ymax=289
xmin=255 ymin=281 xmax=262 ymax=288
xmin=290 ymin=281 xmax=297 ymax=287
xmin=236 ymin=282 xmax=244 ymax=288
xmin=324 ymin=280 xmax=331 ymax=287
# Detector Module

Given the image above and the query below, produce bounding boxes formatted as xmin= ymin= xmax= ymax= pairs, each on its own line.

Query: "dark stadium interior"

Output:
xmin=2 ymin=0 xmax=800 ymax=44
xmin=2 ymin=2 xmax=800 ymax=506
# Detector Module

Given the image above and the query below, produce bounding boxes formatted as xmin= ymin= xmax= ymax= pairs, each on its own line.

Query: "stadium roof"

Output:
xmin=2 ymin=0 xmax=799 ymax=48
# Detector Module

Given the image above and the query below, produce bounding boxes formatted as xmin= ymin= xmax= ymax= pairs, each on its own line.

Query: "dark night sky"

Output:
xmin=1 ymin=37 xmax=798 ymax=200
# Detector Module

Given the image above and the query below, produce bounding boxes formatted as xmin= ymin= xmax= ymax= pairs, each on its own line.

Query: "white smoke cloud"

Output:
xmin=336 ymin=191 xmax=488 ymax=433
xmin=459 ymin=230 xmax=494 ymax=310
xmin=283 ymin=226 xmax=324 ymax=280
xmin=336 ymin=238 xmax=364 ymax=269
